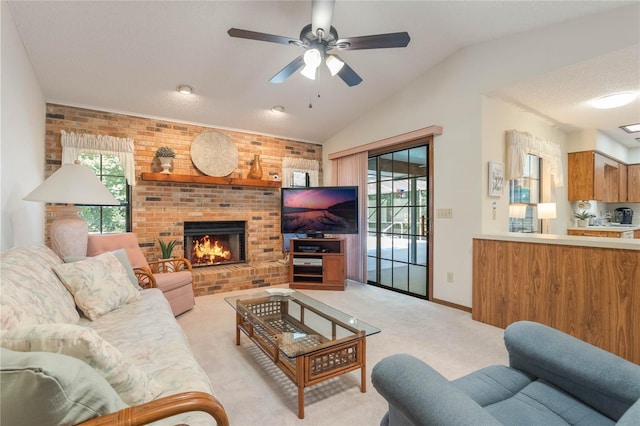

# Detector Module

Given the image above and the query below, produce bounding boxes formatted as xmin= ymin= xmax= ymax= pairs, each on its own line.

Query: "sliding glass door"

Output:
xmin=367 ymin=145 xmax=430 ymax=298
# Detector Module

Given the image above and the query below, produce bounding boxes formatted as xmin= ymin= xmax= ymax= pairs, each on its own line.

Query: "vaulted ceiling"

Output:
xmin=7 ymin=1 xmax=639 ymax=146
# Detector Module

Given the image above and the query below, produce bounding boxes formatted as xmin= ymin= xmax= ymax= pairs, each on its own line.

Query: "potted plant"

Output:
xmin=155 ymin=146 xmax=175 ymax=174
xmin=574 ymin=210 xmax=593 ymax=227
xmin=158 ymin=238 xmax=179 ymax=259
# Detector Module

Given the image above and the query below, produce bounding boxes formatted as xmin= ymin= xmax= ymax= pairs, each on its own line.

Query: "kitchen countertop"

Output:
xmin=474 ymin=232 xmax=640 ymax=250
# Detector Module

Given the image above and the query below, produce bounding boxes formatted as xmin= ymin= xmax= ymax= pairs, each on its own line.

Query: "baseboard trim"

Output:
xmin=431 ymin=298 xmax=472 ymax=313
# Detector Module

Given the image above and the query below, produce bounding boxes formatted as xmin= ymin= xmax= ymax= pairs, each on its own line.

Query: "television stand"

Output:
xmin=289 ymin=238 xmax=345 ymax=290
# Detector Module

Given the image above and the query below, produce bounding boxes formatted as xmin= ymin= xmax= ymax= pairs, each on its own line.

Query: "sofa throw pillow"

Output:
xmin=53 ymin=251 xmax=140 ymax=320
xmin=65 ymin=248 xmax=142 ymax=291
xmin=1 ymin=348 xmax=127 ymax=426
xmin=0 ymin=323 xmax=162 ymax=405
xmin=0 ymin=245 xmax=79 ymax=330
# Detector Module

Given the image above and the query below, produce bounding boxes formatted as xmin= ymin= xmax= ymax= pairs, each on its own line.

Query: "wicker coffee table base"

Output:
xmin=234 ymin=311 xmax=367 ymax=419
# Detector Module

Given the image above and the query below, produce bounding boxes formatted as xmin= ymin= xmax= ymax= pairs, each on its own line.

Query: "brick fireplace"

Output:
xmin=43 ymin=103 xmax=323 ymax=296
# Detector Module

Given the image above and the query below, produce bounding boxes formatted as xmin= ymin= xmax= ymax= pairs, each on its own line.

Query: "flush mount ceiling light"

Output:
xmin=620 ymin=123 xmax=640 ymax=133
xmin=271 ymin=105 xmax=285 ymax=113
xmin=176 ymin=84 xmax=193 ymax=95
xmin=592 ymin=92 xmax=636 ymax=109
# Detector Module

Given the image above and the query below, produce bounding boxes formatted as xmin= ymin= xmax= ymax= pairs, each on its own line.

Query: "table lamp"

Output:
xmin=537 ymin=202 xmax=557 ymax=234
xmin=23 ymin=161 xmax=119 ymax=258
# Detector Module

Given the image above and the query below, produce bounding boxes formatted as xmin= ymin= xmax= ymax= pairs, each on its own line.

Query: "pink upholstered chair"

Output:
xmin=87 ymin=233 xmax=195 ymax=316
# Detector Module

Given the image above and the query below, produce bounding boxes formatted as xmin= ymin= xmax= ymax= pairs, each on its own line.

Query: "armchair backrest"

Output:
xmin=87 ymin=233 xmax=150 ymax=270
xmin=505 ymin=321 xmax=640 ymax=421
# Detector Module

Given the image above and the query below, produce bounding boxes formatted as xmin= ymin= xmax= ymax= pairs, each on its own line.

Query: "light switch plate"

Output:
xmin=436 ymin=208 xmax=453 ymax=219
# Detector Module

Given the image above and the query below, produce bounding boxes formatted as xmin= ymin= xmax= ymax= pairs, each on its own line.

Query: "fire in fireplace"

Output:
xmin=183 ymin=221 xmax=246 ymax=267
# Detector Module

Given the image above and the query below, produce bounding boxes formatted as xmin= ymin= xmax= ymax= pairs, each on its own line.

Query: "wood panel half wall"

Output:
xmin=472 ymin=237 xmax=640 ymax=364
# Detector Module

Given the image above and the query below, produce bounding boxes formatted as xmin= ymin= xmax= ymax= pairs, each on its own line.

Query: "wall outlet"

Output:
xmin=437 ymin=208 xmax=453 ymax=219
xmin=447 ymin=272 xmax=454 ymax=282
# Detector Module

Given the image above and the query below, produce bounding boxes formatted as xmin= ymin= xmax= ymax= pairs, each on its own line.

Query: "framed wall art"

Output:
xmin=488 ymin=161 xmax=504 ymax=197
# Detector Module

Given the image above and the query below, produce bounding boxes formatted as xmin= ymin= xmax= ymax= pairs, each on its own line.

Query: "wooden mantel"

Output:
xmin=140 ymin=172 xmax=282 ymax=188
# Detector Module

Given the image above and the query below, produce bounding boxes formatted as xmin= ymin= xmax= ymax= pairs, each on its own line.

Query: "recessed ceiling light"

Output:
xmin=176 ymin=85 xmax=193 ymax=95
xmin=271 ymin=105 xmax=285 ymax=113
xmin=592 ymin=92 xmax=636 ymax=109
xmin=620 ymin=123 xmax=640 ymax=133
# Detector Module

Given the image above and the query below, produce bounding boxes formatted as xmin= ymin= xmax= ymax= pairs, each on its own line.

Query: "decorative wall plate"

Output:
xmin=190 ymin=131 xmax=238 ymax=177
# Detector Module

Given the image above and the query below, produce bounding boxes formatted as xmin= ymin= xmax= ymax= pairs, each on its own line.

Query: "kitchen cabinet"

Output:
xmin=619 ymin=163 xmax=628 ymax=202
xmin=628 ymin=164 xmax=640 ymax=202
xmin=568 ymin=151 xmax=622 ymax=202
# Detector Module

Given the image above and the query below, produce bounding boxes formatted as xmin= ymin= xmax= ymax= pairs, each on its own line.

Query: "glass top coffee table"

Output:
xmin=225 ymin=289 xmax=380 ymax=419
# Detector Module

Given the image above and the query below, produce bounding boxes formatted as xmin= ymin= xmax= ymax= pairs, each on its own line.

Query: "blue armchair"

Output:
xmin=372 ymin=321 xmax=640 ymax=425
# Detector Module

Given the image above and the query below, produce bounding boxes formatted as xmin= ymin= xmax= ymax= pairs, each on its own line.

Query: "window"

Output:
xmin=78 ymin=153 xmax=131 ymax=233
xmin=509 ymin=154 xmax=540 ymax=233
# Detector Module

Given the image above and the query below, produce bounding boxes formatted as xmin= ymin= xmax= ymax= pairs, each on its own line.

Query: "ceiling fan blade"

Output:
xmin=228 ymin=28 xmax=300 ymax=46
xmin=335 ymin=59 xmax=363 ymax=87
xmin=336 ymin=32 xmax=410 ymax=50
xmin=269 ymin=55 xmax=306 ymax=84
xmin=311 ymin=0 xmax=335 ymax=38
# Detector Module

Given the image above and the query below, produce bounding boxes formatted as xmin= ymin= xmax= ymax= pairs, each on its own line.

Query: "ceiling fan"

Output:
xmin=227 ymin=0 xmax=410 ymax=87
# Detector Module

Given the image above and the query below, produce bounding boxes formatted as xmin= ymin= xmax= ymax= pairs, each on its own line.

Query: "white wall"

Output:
xmin=1 ymin=2 xmax=46 ymax=249
xmin=322 ymin=4 xmax=639 ymax=307
xmin=481 ymin=96 xmax=569 ymax=234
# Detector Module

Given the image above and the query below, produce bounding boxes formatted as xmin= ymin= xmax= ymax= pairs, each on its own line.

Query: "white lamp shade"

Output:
xmin=537 ymin=203 xmax=557 ymax=220
xmin=23 ymin=163 xmax=119 ymax=205
xmin=300 ymin=64 xmax=318 ymax=80
xmin=326 ymin=55 xmax=344 ymax=76
xmin=303 ymin=48 xmax=322 ymax=67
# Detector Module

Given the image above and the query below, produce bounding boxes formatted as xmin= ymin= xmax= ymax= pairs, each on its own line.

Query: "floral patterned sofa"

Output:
xmin=0 ymin=244 xmax=228 ymax=426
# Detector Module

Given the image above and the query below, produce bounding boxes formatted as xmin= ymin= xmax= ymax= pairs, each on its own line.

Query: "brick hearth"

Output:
xmin=192 ymin=261 xmax=289 ymax=296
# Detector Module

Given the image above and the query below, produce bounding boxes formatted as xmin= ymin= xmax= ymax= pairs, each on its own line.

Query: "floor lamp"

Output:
xmin=24 ymin=162 xmax=119 ymax=258
xmin=537 ymin=202 xmax=557 ymax=234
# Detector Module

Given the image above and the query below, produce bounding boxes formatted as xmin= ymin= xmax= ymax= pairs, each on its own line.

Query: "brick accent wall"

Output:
xmin=44 ymin=104 xmax=322 ymax=295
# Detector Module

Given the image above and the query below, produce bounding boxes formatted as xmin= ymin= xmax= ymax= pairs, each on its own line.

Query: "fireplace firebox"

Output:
xmin=184 ymin=221 xmax=246 ymax=267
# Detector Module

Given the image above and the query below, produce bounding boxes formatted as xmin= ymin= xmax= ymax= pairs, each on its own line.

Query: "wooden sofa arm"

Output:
xmin=148 ymin=257 xmax=193 ymax=274
xmin=78 ymin=391 xmax=229 ymax=426
xmin=133 ymin=267 xmax=156 ymax=289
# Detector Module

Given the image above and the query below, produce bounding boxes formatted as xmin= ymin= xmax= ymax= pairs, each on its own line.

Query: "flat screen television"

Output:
xmin=281 ymin=186 xmax=359 ymax=236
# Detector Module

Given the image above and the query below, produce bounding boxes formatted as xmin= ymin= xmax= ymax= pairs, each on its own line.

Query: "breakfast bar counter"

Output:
xmin=472 ymin=233 xmax=640 ymax=364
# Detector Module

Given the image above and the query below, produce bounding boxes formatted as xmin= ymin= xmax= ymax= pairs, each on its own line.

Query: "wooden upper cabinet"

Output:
xmin=568 ymin=151 xmax=621 ymax=202
xmin=619 ymin=163 xmax=628 ymax=202
xmin=628 ymin=164 xmax=640 ymax=202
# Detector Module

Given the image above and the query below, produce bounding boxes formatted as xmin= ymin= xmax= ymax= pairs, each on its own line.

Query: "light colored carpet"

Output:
xmin=177 ymin=282 xmax=508 ymax=426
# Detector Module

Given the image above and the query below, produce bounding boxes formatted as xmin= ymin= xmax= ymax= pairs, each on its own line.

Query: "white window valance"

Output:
xmin=61 ymin=130 xmax=136 ymax=186
xmin=506 ymin=130 xmax=563 ymax=187
xmin=282 ymin=157 xmax=319 ymax=187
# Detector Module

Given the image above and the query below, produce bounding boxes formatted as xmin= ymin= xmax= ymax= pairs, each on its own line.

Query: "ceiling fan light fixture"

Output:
xmin=303 ymin=48 xmax=322 ymax=68
xmin=592 ymin=92 xmax=636 ymax=109
xmin=271 ymin=105 xmax=285 ymax=113
xmin=176 ymin=84 xmax=193 ymax=95
xmin=326 ymin=55 xmax=344 ymax=76
xmin=300 ymin=64 xmax=317 ymax=80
